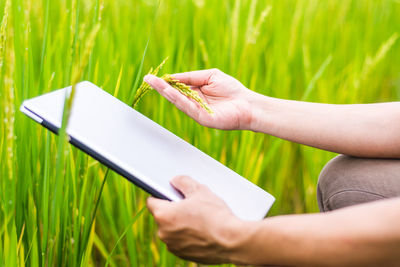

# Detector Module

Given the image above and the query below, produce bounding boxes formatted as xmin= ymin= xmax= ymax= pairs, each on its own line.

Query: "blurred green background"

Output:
xmin=1 ymin=0 xmax=399 ymax=266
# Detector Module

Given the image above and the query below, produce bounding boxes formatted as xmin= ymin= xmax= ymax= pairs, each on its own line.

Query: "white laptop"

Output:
xmin=20 ymin=81 xmax=275 ymax=221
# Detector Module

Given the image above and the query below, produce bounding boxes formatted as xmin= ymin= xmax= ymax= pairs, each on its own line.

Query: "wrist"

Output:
xmin=245 ymin=91 xmax=278 ymax=133
xmin=224 ymin=218 xmax=292 ymax=266
xmin=220 ymin=219 xmax=260 ymax=265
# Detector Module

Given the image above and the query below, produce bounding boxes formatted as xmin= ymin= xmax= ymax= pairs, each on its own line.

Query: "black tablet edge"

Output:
xmin=68 ymin=136 xmax=170 ymax=201
xmin=23 ymin=106 xmax=170 ymax=201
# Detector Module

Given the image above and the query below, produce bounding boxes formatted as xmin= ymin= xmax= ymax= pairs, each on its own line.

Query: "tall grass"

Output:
xmin=1 ymin=0 xmax=399 ymax=266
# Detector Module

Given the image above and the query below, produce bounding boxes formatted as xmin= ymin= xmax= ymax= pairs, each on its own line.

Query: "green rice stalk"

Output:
xmin=23 ymin=0 xmax=31 ymax=77
xmin=105 ymin=207 xmax=145 ymax=267
xmin=199 ymin=39 xmax=209 ymax=67
xmin=2 ymin=0 xmax=400 ymax=265
xmin=79 ymin=168 xmax=109 ymax=265
xmin=68 ymin=0 xmax=79 ymax=84
xmin=4 ymin=51 xmax=15 ymax=181
xmin=132 ymin=57 xmax=168 ymax=108
xmin=47 ymin=72 xmax=55 ymax=91
xmin=50 ymin=22 xmax=101 ymax=254
xmin=230 ymin=0 xmax=240 ymax=58
xmin=98 ymin=0 xmax=105 ymax=22
xmin=38 ymin=0 xmax=50 ymax=87
xmin=2 ymin=0 xmax=15 ymax=180
xmin=247 ymin=5 xmax=271 ymax=44
xmin=302 ymin=54 xmax=332 ymax=101
xmin=245 ymin=0 xmax=256 ymax=43
xmin=288 ymin=1 xmax=303 ymax=58
xmin=361 ymin=32 xmax=399 ymax=78
xmin=113 ymin=65 xmax=123 ymax=97
xmin=69 ymin=23 xmax=101 ymax=113
xmin=129 ymin=39 xmax=150 ymax=106
xmin=161 ymin=74 xmax=214 ymax=115
xmin=354 ymin=32 xmax=399 ymax=89
xmin=0 ymin=0 xmax=11 ymax=71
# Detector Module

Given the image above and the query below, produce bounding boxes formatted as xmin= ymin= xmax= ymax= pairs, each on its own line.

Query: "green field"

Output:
xmin=1 ymin=0 xmax=399 ymax=266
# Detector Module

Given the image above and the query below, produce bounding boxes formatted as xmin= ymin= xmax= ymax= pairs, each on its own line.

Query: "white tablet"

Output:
xmin=20 ymin=81 xmax=275 ymax=220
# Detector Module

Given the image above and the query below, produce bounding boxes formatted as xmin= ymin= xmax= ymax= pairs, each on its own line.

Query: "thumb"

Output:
xmin=170 ymin=175 xmax=200 ymax=198
xmin=146 ymin=196 xmax=173 ymax=215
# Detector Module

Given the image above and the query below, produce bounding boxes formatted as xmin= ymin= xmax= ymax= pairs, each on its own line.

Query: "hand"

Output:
xmin=144 ymin=69 xmax=257 ymax=130
xmin=146 ymin=176 xmax=244 ymax=264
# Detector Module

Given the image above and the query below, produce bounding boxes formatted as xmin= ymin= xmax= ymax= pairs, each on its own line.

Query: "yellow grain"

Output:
xmin=132 ymin=57 xmax=168 ymax=108
xmin=162 ymin=74 xmax=213 ymax=114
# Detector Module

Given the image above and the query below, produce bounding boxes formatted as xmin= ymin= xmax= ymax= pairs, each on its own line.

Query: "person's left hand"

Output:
xmin=146 ymin=176 xmax=244 ymax=264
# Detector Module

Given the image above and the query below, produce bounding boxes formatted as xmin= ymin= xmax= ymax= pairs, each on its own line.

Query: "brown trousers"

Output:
xmin=317 ymin=155 xmax=400 ymax=212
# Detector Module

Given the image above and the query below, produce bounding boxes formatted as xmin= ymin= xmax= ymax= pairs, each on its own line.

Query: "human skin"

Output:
xmin=145 ymin=69 xmax=400 ymax=158
xmin=143 ymin=69 xmax=400 ymax=266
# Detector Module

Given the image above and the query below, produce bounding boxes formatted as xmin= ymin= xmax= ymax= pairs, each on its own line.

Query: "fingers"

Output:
xmin=170 ymin=176 xmax=201 ymax=198
xmin=144 ymin=74 xmax=176 ymax=100
xmin=144 ymin=74 xmax=201 ymax=119
xmin=146 ymin=197 xmax=171 ymax=215
xmin=171 ymin=69 xmax=220 ymax=86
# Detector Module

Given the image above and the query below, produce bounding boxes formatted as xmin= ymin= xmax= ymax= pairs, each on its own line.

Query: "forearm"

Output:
xmin=228 ymin=198 xmax=400 ymax=266
xmin=247 ymin=92 xmax=400 ymax=158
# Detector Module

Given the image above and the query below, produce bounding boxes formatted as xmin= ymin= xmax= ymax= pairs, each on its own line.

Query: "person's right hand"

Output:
xmin=144 ymin=69 xmax=257 ymax=130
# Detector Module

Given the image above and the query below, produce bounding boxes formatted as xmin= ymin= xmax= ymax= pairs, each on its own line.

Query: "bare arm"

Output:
xmin=231 ymin=197 xmax=400 ymax=266
xmin=144 ymin=69 xmax=400 ymax=264
xmin=249 ymin=94 xmax=400 ymax=158
xmin=147 ymin=176 xmax=400 ymax=266
xmin=145 ymin=69 xmax=400 ymax=158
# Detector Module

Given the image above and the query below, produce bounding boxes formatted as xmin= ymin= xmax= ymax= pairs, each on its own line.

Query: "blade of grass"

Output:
xmin=105 ymin=207 xmax=145 ymax=267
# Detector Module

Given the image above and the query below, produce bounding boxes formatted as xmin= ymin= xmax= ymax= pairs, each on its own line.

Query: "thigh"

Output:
xmin=317 ymin=155 xmax=400 ymax=212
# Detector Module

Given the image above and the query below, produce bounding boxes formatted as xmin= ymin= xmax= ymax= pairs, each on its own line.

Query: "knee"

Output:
xmin=317 ymin=155 xmax=347 ymax=212
xmin=317 ymin=155 xmax=386 ymax=212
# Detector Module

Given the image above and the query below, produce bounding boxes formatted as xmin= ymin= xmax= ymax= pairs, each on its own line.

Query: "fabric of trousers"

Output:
xmin=317 ymin=155 xmax=400 ymax=212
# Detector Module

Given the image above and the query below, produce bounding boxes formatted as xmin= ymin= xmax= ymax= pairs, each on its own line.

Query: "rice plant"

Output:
xmin=132 ymin=57 xmax=168 ymax=108
xmin=1 ymin=0 xmax=399 ymax=266
xmin=161 ymin=74 xmax=214 ymax=114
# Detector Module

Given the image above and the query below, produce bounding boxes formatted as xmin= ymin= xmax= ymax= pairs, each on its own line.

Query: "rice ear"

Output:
xmin=132 ymin=57 xmax=168 ymax=108
xmin=132 ymin=57 xmax=213 ymax=115
xmin=161 ymin=74 xmax=213 ymax=115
